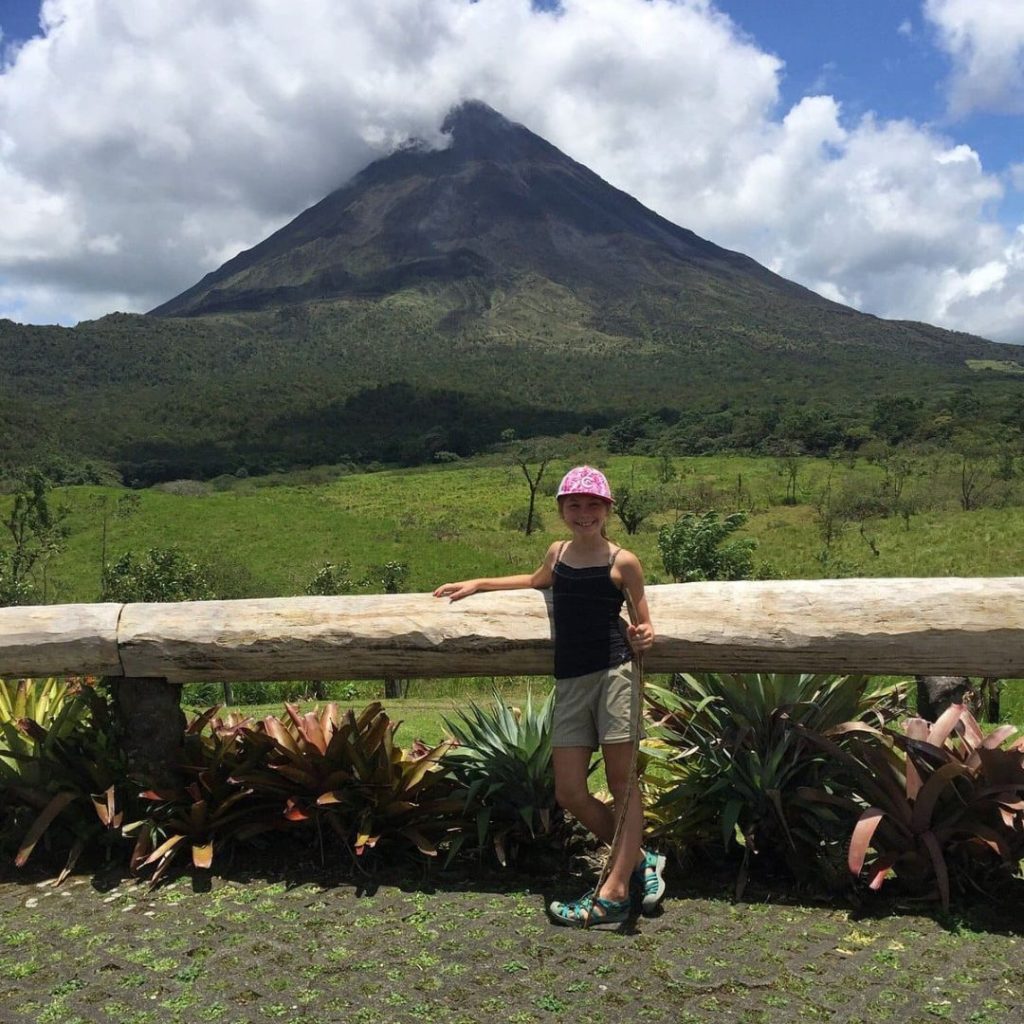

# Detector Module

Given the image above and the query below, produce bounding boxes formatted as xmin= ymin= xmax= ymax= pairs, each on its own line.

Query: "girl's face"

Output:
xmin=560 ymin=495 xmax=610 ymax=536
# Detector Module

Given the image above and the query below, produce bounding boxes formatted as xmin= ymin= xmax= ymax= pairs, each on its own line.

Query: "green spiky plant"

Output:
xmin=0 ymin=677 xmax=129 ymax=881
xmin=442 ymin=688 xmax=567 ymax=866
xmin=643 ymin=671 xmax=906 ymax=894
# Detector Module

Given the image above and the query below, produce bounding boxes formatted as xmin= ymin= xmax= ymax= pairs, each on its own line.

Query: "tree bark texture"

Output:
xmin=915 ymin=675 xmax=1003 ymax=722
xmin=915 ymin=676 xmax=973 ymax=721
xmin=106 ymin=676 xmax=185 ymax=789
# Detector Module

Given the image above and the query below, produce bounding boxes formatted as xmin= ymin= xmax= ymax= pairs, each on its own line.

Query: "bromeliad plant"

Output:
xmin=127 ymin=707 xmax=280 ymax=885
xmin=0 ymin=677 xmax=129 ymax=881
xmin=235 ymin=702 xmax=463 ymax=861
xmin=442 ymin=688 xmax=564 ymax=865
xmin=801 ymin=704 xmax=1024 ymax=909
xmin=644 ymin=671 xmax=906 ymax=893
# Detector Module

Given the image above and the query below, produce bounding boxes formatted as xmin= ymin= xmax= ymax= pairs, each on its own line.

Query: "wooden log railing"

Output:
xmin=3 ymin=579 xmax=1022 ymax=783
xmin=3 ymin=578 xmax=1024 ymax=681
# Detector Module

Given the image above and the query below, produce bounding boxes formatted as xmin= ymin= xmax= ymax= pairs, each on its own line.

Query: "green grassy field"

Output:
xmin=15 ymin=451 xmax=1024 ymax=724
xmin=36 ymin=451 xmax=1024 ymax=604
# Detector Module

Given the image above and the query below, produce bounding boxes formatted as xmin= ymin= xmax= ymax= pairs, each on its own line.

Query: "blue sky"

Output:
xmin=0 ymin=0 xmax=39 ymax=46
xmin=716 ymin=0 xmax=1022 ymax=225
xmin=1 ymin=0 xmax=1023 ymax=341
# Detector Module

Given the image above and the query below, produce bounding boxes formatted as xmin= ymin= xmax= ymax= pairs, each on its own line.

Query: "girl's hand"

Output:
xmin=628 ymin=623 xmax=654 ymax=653
xmin=433 ymin=581 xmax=478 ymax=602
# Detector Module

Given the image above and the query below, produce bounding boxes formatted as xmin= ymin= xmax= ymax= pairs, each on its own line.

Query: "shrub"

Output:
xmin=306 ymin=561 xmax=355 ymax=595
xmin=102 ymin=547 xmax=215 ymax=602
xmin=360 ymin=561 xmax=410 ymax=594
xmin=657 ymin=510 xmax=758 ymax=582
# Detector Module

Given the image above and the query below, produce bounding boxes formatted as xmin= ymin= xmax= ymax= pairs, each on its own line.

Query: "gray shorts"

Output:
xmin=551 ymin=661 xmax=641 ymax=749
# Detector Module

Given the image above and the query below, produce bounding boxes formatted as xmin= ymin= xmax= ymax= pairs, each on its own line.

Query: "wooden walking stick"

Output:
xmin=584 ymin=584 xmax=646 ymax=928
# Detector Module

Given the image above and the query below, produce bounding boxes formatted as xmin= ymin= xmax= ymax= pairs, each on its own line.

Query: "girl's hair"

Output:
xmin=556 ymin=494 xmax=611 ymax=539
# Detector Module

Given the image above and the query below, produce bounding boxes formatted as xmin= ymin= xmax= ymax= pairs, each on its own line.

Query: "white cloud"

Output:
xmin=924 ymin=0 xmax=1024 ymax=116
xmin=0 ymin=0 xmax=1021 ymax=345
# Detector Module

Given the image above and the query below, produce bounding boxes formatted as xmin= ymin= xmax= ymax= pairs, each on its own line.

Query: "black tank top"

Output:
xmin=552 ymin=544 xmax=632 ymax=680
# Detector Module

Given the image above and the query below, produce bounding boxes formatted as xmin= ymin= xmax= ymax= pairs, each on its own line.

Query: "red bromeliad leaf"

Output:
xmin=971 ymin=823 xmax=1011 ymax=859
xmin=927 ymin=703 xmax=964 ymax=748
xmin=909 ymin=762 xmax=971 ymax=836
xmin=54 ymin=839 xmax=85 ymax=887
xmin=494 ymin=832 xmax=508 ymax=868
xmin=129 ymin=829 xmax=154 ymax=873
xmin=403 ymin=742 xmax=452 ymax=792
xmin=283 ymin=798 xmax=310 ymax=821
xmin=355 ymin=833 xmax=379 ymax=855
xmin=867 ymin=855 xmax=897 ymax=890
xmin=15 ymin=791 xmax=77 ymax=867
xmin=920 ymin=830 xmax=951 ymax=910
xmin=960 ymin=709 xmax=985 ymax=749
xmin=192 ymin=841 xmax=214 ymax=869
xmin=905 ymin=754 xmax=925 ymax=802
xmin=408 ymin=738 xmax=432 ymax=760
xmin=848 ymin=807 xmax=885 ymax=876
xmin=977 ymin=747 xmax=1024 ymax=788
xmin=322 ymin=769 xmax=354 ymax=789
xmin=982 ymin=725 xmax=1018 ymax=749
xmin=139 ymin=788 xmax=176 ymax=802
xmin=90 ymin=786 xmax=122 ymax=828
xmin=269 ymin=762 xmax=319 ymax=787
xmin=143 ymin=833 xmax=186 ymax=867
xmin=263 ymin=716 xmax=301 ymax=755
xmin=186 ymin=705 xmax=223 ymax=735
xmin=400 ymin=827 xmax=438 ymax=856
xmin=16 ymin=718 xmax=48 ymax=743
xmin=903 ymin=718 xmax=930 ymax=742
xmin=296 ymin=709 xmax=327 ymax=755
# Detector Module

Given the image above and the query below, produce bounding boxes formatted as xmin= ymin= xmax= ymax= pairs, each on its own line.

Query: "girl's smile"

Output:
xmin=561 ymin=496 xmax=610 ymax=533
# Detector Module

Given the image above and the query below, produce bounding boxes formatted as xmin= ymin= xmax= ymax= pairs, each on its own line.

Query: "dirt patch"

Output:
xmin=0 ymin=860 xmax=1022 ymax=1024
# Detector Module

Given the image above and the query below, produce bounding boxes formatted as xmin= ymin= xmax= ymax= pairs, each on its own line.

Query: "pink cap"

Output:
xmin=556 ymin=465 xmax=613 ymax=504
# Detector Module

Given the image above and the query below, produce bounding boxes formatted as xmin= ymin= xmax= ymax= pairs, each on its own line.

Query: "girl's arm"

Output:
xmin=434 ymin=543 xmax=558 ymax=602
xmin=614 ymin=551 xmax=655 ymax=653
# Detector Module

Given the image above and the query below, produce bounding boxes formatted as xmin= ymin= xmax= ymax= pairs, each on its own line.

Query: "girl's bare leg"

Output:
xmin=553 ymin=743 xmax=644 ymax=904
xmin=552 ymin=746 xmax=615 ymax=842
xmin=596 ymin=740 xmax=643 ymax=903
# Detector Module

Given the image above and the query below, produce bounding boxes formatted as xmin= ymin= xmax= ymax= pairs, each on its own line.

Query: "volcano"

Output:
xmin=4 ymin=101 xmax=1020 ymax=482
xmin=151 ymin=100 xmax=830 ymax=321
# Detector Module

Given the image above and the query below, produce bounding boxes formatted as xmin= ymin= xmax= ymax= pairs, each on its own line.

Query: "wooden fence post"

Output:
xmin=106 ymin=677 xmax=185 ymax=789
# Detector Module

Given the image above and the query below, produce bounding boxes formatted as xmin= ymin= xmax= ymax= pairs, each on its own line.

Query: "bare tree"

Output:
xmin=507 ymin=440 xmax=555 ymax=536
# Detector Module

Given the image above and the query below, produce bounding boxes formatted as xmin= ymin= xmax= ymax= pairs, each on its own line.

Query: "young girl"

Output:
xmin=433 ymin=465 xmax=665 ymax=927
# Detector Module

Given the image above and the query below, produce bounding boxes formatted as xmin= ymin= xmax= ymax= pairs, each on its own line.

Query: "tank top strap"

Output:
xmin=555 ymin=541 xmax=569 ymax=566
xmin=608 ymin=545 xmax=622 ymax=567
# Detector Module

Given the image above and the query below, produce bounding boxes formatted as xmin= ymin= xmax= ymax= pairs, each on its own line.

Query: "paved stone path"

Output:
xmin=0 ymin=866 xmax=1022 ymax=1024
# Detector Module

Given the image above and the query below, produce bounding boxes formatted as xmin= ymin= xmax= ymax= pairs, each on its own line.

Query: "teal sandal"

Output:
xmin=548 ymin=888 xmax=632 ymax=929
xmin=632 ymin=849 xmax=667 ymax=915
